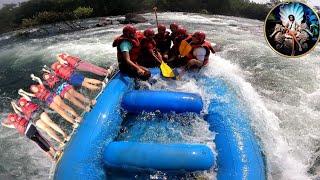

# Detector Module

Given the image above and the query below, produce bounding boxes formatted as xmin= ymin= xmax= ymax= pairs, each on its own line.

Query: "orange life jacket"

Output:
xmin=186 ymin=41 xmax=215 ymax=66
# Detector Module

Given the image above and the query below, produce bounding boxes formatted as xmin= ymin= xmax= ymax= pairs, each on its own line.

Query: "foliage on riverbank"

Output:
xmin=1 ymin=0 xmax=317 ymax=33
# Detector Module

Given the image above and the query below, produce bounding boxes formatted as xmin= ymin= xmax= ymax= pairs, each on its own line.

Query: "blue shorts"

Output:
xmin=45 ymin=93 xmax=56 ymax=106
xmin=68 ymin=73 xmax=85 ymax=86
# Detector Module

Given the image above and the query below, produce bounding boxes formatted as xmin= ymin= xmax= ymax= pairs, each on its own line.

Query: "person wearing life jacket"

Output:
xmin=170 ymin=23 xmax=179 ymax=43
xmin=41 ymin=71 xmax=94 ymax=112
xmin=185 ymin=31 xmax=215 ymax=68
xmin=2 ymin=112 xmax=62 ymax=163
xmin=51 ymin=62 xmax=104 ymax=90
xmin=154 ymin=24 xmax=171 ymax=61
xmin=167 ymin=27 xmax=192 ymax=67
xmin=56 ymin=53 xmax=111 ymax=76
xmin=11 ymin=98 xmax=69 ymax=147
xmin=138 ymin=28 xmax=162 ymax=68
xmin=112 ymin=25 xmax=151 ymax=80
xmin=18 ymin=78 xmax=81 ymax=128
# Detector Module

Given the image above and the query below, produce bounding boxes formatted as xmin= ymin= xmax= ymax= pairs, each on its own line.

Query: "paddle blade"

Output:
xmin=160 ymin=61 xmax=175 ymax=78
xmin=179 ymin=40 xmax=192 ymax=57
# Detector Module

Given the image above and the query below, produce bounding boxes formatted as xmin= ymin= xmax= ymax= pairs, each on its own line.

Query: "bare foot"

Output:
xmin=56 ymin=150 xmax=62 ymax=156
xmin=103 ymin=78 xmax=109 ymax=84
xmin=85 ymin=106 xmax=91 ymax=112
xmin=59 ymin=142 xmax=65 ymax=148
xmin=64 ymin=135 xmax=71 ymax=142
xmin=73 ymin=122 xmax=79 ymax=129
xmin=75 ymin=116 xmax=83 ymax=122
xmin=291 ymin=52 xmax=295 ymax=56
xmin=91 ymin=99 xmax=97 ymax=106
xmin=102 ymin=82 xmax=106 ymax=88
xmin=107 ymin=68 xmax=113 ymax=75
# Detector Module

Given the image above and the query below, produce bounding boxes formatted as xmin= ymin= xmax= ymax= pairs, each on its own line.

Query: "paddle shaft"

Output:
xmin=153 ymin=7 xmax=159 ymax=27
xmin=176 ymin=66 xmax=187 ymax=80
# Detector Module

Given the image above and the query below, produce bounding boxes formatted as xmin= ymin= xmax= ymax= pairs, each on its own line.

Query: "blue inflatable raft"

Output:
xmin=53 ymin=68 xmax=266 ymax=180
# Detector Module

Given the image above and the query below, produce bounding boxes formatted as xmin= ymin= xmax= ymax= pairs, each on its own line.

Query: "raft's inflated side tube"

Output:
xmin=121 ymin=90 xmax=203 ymax=114
xmin=204 ymin=79 xmax=266 ymax=180
xmin=103 ymin=141 xmax=214 ymax=171
xmin=54 ymin=73 xmax=134 ymax=180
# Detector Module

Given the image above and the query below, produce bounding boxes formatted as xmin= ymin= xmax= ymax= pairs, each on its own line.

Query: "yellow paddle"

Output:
xmin=160 ymin=61 xmax=175 ymax=77
xmin=179 ymin=40 xmax=192 ymax=57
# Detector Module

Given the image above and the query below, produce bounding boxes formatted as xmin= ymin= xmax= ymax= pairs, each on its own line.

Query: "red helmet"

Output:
xmin=51 ymin=62 xmax=60 ymax=70
xmin=170 ymin=23 xmax=179 ymax=29
xmin=144 ymin=29 xmax=155 ymax=37
xmin=123 ymin=25 xmax=137 ymax=36
xmin=18 ymin=98 xmax=27 ymax=107
xmin=158 ymin=24 xmax=166 ymax=31
xmin=193 ymin=31 xmax=206 ymax=42
xmin=7 ymin=113 xmax=16 ymax=122
xmin=176 ymin=28 xmax=187 ymax=35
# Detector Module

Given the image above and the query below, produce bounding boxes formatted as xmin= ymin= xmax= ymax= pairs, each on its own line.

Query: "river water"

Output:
xmin=0 ymin=12 xmax=319 ymax=180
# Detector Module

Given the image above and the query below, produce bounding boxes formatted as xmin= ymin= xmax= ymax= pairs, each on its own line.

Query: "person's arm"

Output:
xmin=187 ymin=47 xmax=206 ymax=68
xmin=187 ymin=59 xmax=204 ymax=68
xmin=56 ymin=55 xmax=68 ymax=65
xmin=1 ymin=122 xmax=14 ymax=128
xmin=18 ymin=89 xmax=32 ymax=100
xmin=11 ymin=101 xmax=22 ymax=113
xmin=42 ymin=68 xmax=51 ymax=74
xmin=31 ymin=74 xmax=44 ymax=85
xmin=123 ymin=52 xmax=144 ymax=75
xmin=18 ymin=89 xmax=35 ymax=97
xmin=120 ymin=41 xmax=145 ymax=75
xmin=42 ymin=66 xmax=56 ymax=75
xmin=151 ymin=51 xmax=162 ymax=64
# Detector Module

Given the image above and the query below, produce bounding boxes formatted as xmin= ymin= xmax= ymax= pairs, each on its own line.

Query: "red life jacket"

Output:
xmin=170 ymin=32 xmax=177 ymax=43
xmin=186 ymin=41 xmax=215 ymax=66
xmin=45 ymin=73 xmax=61 ymax=89
xmin=18 ymin=98 xmax=39 ymax=119
xmin=154 ymin=32 xmax=171 ymax=50
xmin=112 ymin=34 xmax=141 ymax=63
xmin=55 ymin=64 xmax=74 ymax=80
xmin=8 ymin=114 xmax=29 ymax=135
xmin=173 ymin=34 xmax=192 ymax=54
xmin=59 ymin=54 xmax=81 ymax=68
xmin=139 ymin=36 xmax=157 ymax=53
xmin=32 ymin=84 xmax=51 ymax=101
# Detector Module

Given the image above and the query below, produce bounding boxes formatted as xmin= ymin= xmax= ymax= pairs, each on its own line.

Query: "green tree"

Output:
xmin=73 ymin=6 xmax=93 ymax=19
xmin=73 ymin=6 xmax=93 ymax=28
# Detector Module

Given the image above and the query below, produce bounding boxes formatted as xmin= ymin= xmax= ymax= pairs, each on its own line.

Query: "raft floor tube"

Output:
xmin=103 ymin=141 xmax=214 ymax=172
xmin=121 ymin=90 xmax=203 ymax=114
